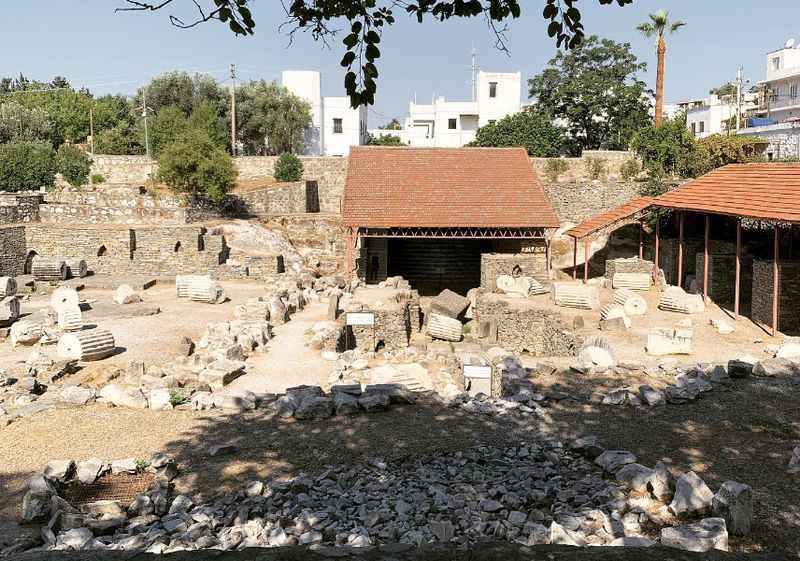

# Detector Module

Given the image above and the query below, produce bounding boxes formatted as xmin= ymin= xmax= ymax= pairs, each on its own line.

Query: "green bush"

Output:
xmin=56 ymin=144 xmax=91 ymax=187
xmin=543 ymin=158 xmax=569 ymax=183
xmin=366 ymin=133 xmax=407 ymax=146
xmin=169 ymin=389 xmax=187 ymax=406
xmin=90 ymin=173 xmax=106 ymax=185
xmin=630 ymin=117 xmax=703 ymax=178
xmin=468 ymin=110 xmax=566 ymax=156
xmin=273 ymin=153 xmax=303 ymax=182
xmin=620 ymin=158 xmax=641 ymax=180
xmin=584 ymin=156 xmax=607 ymax=180
xmin=157 ymin=131 xmax=237 ymax=204
xmin=0 ymin=141 xmax=56 ymax=192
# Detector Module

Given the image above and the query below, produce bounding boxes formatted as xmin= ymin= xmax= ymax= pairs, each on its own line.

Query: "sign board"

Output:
xmin=346 ymin=312 xmax=375 ymax=326
xmin=463 ymin=364 xmax=492 ymax=379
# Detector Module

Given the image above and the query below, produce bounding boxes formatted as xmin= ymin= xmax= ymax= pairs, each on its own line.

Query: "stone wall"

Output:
xmin=349 ymin=305 xmax=411 ymax=352
xmin=0 ymin=193 xmax=43 ymax=224
xmin=605 ymin=257 xmax=654 ymax=279
xmin=543 ymin=180 xmax=642 ymax=225
xmin=695 ymin=253 xmax=754 ymax=308
xmin=0 ymin=225 xmax=26 ymax=276
xmin=475 ymin=294 xmax=578 ymax=356
xmin=751 ymin=258 xmax=800 ymax=333
xmin=89 ymin=155 xmax=347 ymax=213
xmin=480 ymin=248 xmax=548 ymax=290
xmin=25 ymin=224 xmax=225 ymax=277
xmin=658 ymin=239 xmax=735 ymax=286
xmin=532 ymin=150 xmax=636 ymax=184
xmin=259 ymin=214 xmax=345 ymax=276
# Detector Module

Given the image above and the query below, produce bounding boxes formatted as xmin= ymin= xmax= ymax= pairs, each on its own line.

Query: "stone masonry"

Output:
xmin=475 ymin=294 xmax=578 ymax=356
xmin=0 ymin=225 xmax=26 ymax=276
xmin=480 ymin=248 xmax=548 ymax=290
xmin=695 ymin=253 xmax=754 ymax=308
xmin=751 ymin=258 xmax=800 ymax=333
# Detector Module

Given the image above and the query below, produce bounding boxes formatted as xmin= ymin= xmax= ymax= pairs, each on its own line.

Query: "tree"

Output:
xmin=273 ymin=153 xmax=304 ymax=182
xmin=710 ymin=82 xmax=736 ymax=97
xmin=187 ymin=101 xmax=229 ymax=150
xmin=135 ymin=71 xmax=226 ymax=117
xmin=629 ymin=115 xmax=703 ymax=179
xmin=148 ymin=106 xmax=189 ymax=157
xmin=366 ymin=133 xmax=407 ymax=146
xmin=468 ymin=110 xmax=565 ymax=156
xmin=379 ymin=118 xmax=402 ymax=130
xmin=528 ymin=36 xmax=651 ymax=154
xmin=91 ymin=94 xmax=144 ymax=155
xmin=157 ymin=130 xmax=237 ymax=203
xmin=117 ymin=0 xmax=634 ymax=106
xmin=236 ymin=81 xmax=311 ymax=155
xmin=0 ymin=102 xmax=54 ymax=144
xmin=637 ymin=10 xmax=686 ymax=126
xmin=56 ymin=144 xmax=92 ymax=187
xmin=0 ymin=142 xmax=57 ymax=192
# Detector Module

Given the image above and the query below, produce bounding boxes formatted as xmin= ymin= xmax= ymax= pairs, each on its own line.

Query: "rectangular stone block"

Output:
xmin=430 ymin=289 xmax=470 ymax=319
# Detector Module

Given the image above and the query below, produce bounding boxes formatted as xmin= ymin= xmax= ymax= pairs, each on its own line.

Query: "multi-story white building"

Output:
xmin=738 ymin=40 xmax=800 ymax=159
xmin=685 ymin=94 xmax=758 ymax=138
xmin=370 ymin=71 xmax=522 ymax=147
xmin=281 ymin=70 xmax=368 ymax=156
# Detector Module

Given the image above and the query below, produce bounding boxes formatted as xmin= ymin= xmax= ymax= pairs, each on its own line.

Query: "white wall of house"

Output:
xmin=370 ymin=70 xmax=522 ymax=147
xmin=281 ymin=71 xmax=324 ymax=155
xmin=324 ymin=97 xmax=368 ymax=156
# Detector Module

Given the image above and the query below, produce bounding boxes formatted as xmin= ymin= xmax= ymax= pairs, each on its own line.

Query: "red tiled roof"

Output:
xmin=342 ymin=147 xmax=560 ymax=229
xmin=654 ymin=163 xmax=800 ymax=222
xmin=565 ymin=196 xmax=655 ymax=239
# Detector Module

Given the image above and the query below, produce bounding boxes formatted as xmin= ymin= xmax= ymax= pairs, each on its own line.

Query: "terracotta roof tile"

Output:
xmin=342 ymin=147 xmax=560 ymax=229
xmin=654 ymin=163 xmax=800 ymax=222
xmin=565 ymin=196 xmax=655 ymax=239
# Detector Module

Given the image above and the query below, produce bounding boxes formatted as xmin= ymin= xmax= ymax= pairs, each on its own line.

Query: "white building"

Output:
xmin=737 ymin=40 xmax=800 ymax=159
xmin=370 ymin=71 xmax=522 ymax=147
xmin=685 ymin=94 xmax=758 ymax=138
xmin=281 ymin=70 xmax=368 ymax=156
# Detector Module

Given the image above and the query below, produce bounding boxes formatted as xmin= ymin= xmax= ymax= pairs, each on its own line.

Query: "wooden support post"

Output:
xmin=734 ymin=219 xmax=741 ymax=320
xmin=545 ymin=237 xmax=552 ymax=279
xmin=572 ymin=238 xmax=577 ymax=280
xmin=654 ymin=216 xmax=660 ymax=275
xmin=583 ymin=238 xmax=589 ymax=284
xmin=639 ymin=221 xmax=644 ymax=259
xmin=345 ymin=228 xmax=355 ymax=280
xmin=677 ymin=212 xmax=684 ymax=288
xmin=703 ymin=214 xmax=710 ymax=300
xmin=773 ymin=224 xmax=780 ymax=337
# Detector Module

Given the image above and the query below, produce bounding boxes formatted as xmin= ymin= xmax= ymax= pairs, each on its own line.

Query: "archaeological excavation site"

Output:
xmin=1 ymin=147 xmax=799 ymax=559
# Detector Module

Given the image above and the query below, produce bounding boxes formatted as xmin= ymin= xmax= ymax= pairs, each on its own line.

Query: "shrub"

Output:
xmin=630 ymin=116 xmax=703 ymax=178
xmin=366 ymin=133 xmax=407 ymax=146
xmin=620 ymin=158 xmax=641 ymax=180
xmin=0 ymin=141 xmax=56 ymax=192
xmin=584 ymin=156 xmax=607 ymax=180
xmin=169 ymin=389 xmax=187 ymax=406
xmin=469 ymin=109 xmax=566 ymax=156
xmin=90 ymin=173 xmax=106 ymax=185
xmin=157 ymin=131 xmax=237 ymax=204
xmin=544 ymin=158 xmax=569 ymax=183
xmin=56 ymin=144 xmax=92 ymax=187
xmin=273 ymin=152 xmax=303 ymax=182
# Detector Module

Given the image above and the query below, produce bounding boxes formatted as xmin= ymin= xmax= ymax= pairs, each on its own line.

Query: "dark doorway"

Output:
xmin=387 ymin=238 xmax=490 ymax=296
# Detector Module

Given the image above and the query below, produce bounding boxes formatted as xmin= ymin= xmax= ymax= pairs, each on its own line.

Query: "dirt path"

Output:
xmin=230 ymin=301 xmax=331 ymax=394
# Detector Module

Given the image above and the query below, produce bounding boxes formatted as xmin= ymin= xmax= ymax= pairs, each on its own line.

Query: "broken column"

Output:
xmin=175 ymin=275 xmax=208 ymax=298
xmin=0 ymin=276 xmax=17 ymax=298
xmin=0 ymin=296 xmax=20 ymax=327
xmin=185 ymin=278 xmax=226 ymax=304
xmin=551 ymin=282 xmax=599 ymax=310
xmin=65 ymin=259 xmax=88 ymax=279
xmin=57 ymin=306 xmax=83 ymax=332
xmin=612 ymin=272 xmax=651 ymax=291
xmin=58 ymin=328 xmax=116 ymax=361
xmin=659 ymin=286 xmax=705 ymax=314
xmin=427 ymin=313 xmax=462 ymax=342
xmin=32 ymin=257 xmax=67 ymax=282
xmin=430 ymin=289 xmax=470 ymax=318
xmin=50 ymin=287 xmax=80 ymax=313
xmin=613 ymin=288 xmax=648 ymax=316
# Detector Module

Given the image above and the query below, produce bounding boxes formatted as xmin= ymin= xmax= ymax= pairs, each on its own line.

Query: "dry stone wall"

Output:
xmin=695 ymin=253 xmax=754 ymax=308
xmin=480 ymin=249 xmax=548 ymax=290
xmin=543 ymin=180 xmax=641 ymax=225
xmin=0 ymin=193 xmax=43 ymax=224
xmin=532 ymin=150 xmax=635 ymax=183
xmin=752 ymin=258 xmax=800 ymax=332
xmin=0 ymin=225 xmax=26 ymax=276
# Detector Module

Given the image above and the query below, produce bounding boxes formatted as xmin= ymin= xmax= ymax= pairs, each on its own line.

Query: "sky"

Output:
xmin=1 ymin=1 xmax=798 ymax=126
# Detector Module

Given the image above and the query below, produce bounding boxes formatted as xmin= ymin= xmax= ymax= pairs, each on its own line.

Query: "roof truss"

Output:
xmin=356 ymin=227 xmax=549 ymax=239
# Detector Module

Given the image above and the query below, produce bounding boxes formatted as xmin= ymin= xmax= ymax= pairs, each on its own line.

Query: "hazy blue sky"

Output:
xmin=2 ymin=1 xmax=797 ymax=125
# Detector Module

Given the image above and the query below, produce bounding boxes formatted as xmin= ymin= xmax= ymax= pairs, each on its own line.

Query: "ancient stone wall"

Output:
xmin=89 ymin=155 xmax=347 ymax=213
xmin=658 ymin=239 xmax=735 ymax=286
xmin=475 ymin=294 xmax=578 ymax=356
xmin=260 ymin=214 xmax=345 ymax=276
xmin=349 ymin=305 xmax=411 ymax=352
xmin=24 ymin=224 xmax=225 ymax=276
xmin=532 ymin=150 xmax=635 ymax=183
xmin=480 ymin=249 xmax=548 ymax=290
xmin=605 ymin=257 xmax=654 ymax=279
xmin=0 ymin=225 xmax=26 ymax=276
xmin=695 ymin=253 xmax=754 ymax=308
xmin=542 ymin=180 xmax=642 ymax=225
xmin=0 ymin=193 xmax=43 ymax=224
xmin=751 ymin=258 xmax=800 ymax=332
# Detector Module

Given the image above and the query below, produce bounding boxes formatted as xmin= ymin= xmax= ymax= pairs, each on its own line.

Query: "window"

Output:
xmin=448 ymin=118 xmax=457 ymax=130
xmin=333 ymin=118 xmax=343 ymax=134
xmin=791 ymin=84 xmax=799 ymax=99
xmin=772 ymin=56 xmax=781 ymax=71
xmin=489 ymin=82 xmax=498 ymax=98
xmin=488 ymin=120 xmax=496 ymax=125
xmin=698 ymin=121 xmax=705 ymax=133
xmin=691 ymin=122 xmax=697 ymax=135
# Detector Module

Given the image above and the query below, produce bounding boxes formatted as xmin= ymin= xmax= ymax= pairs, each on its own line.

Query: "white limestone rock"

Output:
xmin=669 ymin=471 xmax=714 ymax=516
xmin=661 ymin=518 xmax=728 ymax=552
xmin=712 ymin=480 xmax=752 ymax=536
xmin=114 ymin=284 xmax=142 ymax=305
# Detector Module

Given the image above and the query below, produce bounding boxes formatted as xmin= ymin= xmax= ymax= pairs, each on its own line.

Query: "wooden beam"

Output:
xmin=545 ymin=238 xmax=551 ymax=279
xmin=735 ymin=219 xmax=741 ymax=320
xmin=703 ymin=215 xmax=710 ymax=300
xmin=584 ymin=238 xmax=590 ymax=284
xmin=677 ymin=212 xmax=684 ymax=288
xmin=773 ymin=224 xmax=780 ymax=337
xmin=654 ymin=216 xmax=660 ymax=278
xmin=345 ymin=228 xmax=355 ymax=280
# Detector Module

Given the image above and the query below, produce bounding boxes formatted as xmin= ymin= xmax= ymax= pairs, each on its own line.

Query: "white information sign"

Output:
xmin=463 ymin=365 xmax=492 ymax=379
xmin=346 ymin=312 xmax=375 ymax=326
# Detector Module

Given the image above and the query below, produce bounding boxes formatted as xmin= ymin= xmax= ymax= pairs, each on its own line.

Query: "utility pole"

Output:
xmin=471 ymin=48 xmax=478 ymax=102
xmin=736 ymin=65 xmax=743 ymax=131
xmin=89 ymin=106 xmax=95 ymax=156
xmin=141 ymin=88 xmax=151 ymax=160
xmin=230 ymin=63 xmax=237 ymax=156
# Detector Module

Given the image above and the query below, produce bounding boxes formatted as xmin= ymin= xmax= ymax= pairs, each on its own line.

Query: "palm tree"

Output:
xmin=638 ymin=10 xmax=686 ymax=126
